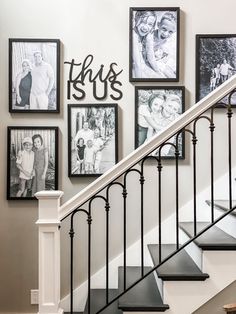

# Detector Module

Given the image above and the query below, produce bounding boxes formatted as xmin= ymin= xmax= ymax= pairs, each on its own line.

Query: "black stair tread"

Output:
xmin=148 ymin=244 xmax=209 ymax=281
xmin=180 ymin=222 xmax=236 ymax=250
xmin=206 ymin=199 xmax=236 ymax=217
xmin=83 ymin=289 xmax=122 ymax=314
xmin=118 ymin=266 xmax=169 ymax=311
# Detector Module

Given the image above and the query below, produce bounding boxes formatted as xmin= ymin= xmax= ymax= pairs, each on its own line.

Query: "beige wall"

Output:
xmin=1 ymin=0 xmax=236 ymax=312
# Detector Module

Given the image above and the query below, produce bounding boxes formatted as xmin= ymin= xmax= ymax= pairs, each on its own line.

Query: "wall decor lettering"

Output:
xmin=65 ymin=55 xmax=123 ymax=101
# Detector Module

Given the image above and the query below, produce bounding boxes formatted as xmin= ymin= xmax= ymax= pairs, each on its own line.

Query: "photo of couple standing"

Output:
xmin=10 ymin=40 xmax=59 ymax=112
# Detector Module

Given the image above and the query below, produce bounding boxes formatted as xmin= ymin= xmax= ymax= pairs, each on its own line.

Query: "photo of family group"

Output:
xmin=9 ymin=39 xmax=60 ymax=112
xmin=7 ymin=127 xmax=58 ymax=200
xmin=135 ymin=86 xmax=185 ymax=158
xmin=68 ymin=104 xmax=118 ymax=177
xmin=130 ymin=7 xmax=179 ymax=81
xmin=196 ymin=34 xmax=236 ymax=105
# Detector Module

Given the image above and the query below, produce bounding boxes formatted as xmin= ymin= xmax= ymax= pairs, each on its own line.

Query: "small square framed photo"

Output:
xmin=7 ymin=126 xmax=58 ymax=200
xmin=9 ymin=38 xmax=60 ymax=113
xmin=196 ymin=34 xmax=236 ymax=106
xmin=129 ymin=7 xmax=180 ymax=82
xmin=135 ymin=86 xmax=185 ymax=158
xmin=68 ymin=104 xmax=118 ymax=177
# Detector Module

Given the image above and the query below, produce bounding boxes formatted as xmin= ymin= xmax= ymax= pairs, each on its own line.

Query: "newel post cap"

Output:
xmin=35 ymin=190 xmax=64 ymax=200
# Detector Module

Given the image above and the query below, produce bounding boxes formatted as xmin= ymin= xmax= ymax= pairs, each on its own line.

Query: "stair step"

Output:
xmin=206 ymin=199 xmax=236 ymax=217
xmin=118 ymin=266 xmax=169 ymax=312
xmin=180 ymin=222 xmax=236 ymax=250
xmin=148 ymin=244 xmax=209 ymax=281
xmin=83 ymin=289 xmax=122 ymax=314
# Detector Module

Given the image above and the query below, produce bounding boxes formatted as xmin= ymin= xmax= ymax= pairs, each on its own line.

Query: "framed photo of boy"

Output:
xmin=135 ymin=86 xmax=185 ymax=159
xmin=196 ymin=34 xmax=236 ymax=106
xmin=7 ymin=126 xmax=58 ymax=200
xmin=68 ymin=104 xmax=118 ymax=177
xmin=129 ymin=7 xmax=180 ymax=82
xmin=9 ymin=38 xmax=60 ymax=113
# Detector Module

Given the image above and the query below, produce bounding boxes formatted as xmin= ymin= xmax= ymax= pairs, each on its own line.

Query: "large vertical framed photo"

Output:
xmin=7 ymin=126 xmax=58 ymax=200
xmin=68 ymin=104 xmax=118 ymax=177
xmin=9 ymin=38 xmax=60 ymax=113
xmin=129 ymin=7 xmax=180 ymax=82
xmin=196 ymin=34 xmax=236 ymax=106
xmin=135 ymin=86 xmax=185 ymax=158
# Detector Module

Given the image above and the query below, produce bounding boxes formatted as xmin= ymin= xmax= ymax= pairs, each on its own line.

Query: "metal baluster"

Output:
xmin=175 ymin=136 xmax=180 ymax=250
xmin=87 ymin=215 xmax=92 ymax=314
xmin=69 ymin=214 xmax=75 ymax=314
xmin=192 ymin=130 xmax=198 ymax=236
xmin=227 ymin=104 xmax=233 ymax=210
xmin=122 ymin=185 xmax=127 ymax=290
xmin=157 ymin=159 xmax=162 ymax=263
xmin=140 ymin=172 xmax=145 ymax=277
xmin=210 ymin=108 xmax=215 ymax=223
xmin=105 ymin=201 xmax=110 ymax=304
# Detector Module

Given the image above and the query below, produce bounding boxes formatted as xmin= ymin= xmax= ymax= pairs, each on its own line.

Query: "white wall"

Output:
xmin=0 ymin=0 xmax=236 ymax=312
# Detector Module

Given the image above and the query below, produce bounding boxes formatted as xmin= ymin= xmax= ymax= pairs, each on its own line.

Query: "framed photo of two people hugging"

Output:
xmin=130 ymin=7 xmax=180 ymax=82
xmin=9 ymin=38 xmax=60 ymax=113
xmin=7 ymin=127 xmax=58 ymax=200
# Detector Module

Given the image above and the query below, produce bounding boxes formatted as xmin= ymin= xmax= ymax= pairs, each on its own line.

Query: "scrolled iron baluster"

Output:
xmin=227 ymin=91 xmax=234 ymax=210
xmin=175 ymin=132 xmax=181 ymax=250
xmin=105 ymin=201 xmax=110 ymax=304
xmin=87 ymin=214 xmax=92 ymax=314
xmin=122 ymin=185 xmax=127 ymax=291
xmin=139 ymin=172 xmax=145 ymax=277
xmin=210 ymin=108 xmax=215 ymax=223
xmin=69 ymin=217 xmax=75 ymax=314
xmin=157 ymin=158 xmax=162 ymax=263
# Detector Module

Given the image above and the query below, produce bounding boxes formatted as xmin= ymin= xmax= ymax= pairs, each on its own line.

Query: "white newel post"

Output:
xmin=36 ymin=191 xmax=64 ymax=314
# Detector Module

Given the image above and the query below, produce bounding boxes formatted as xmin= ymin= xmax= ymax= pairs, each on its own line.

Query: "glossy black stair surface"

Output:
xmin=118 ymin=266 xmax=169 ymax=312
xmin=180 ymin=222 xmax=236 ymax=250
xmin=83 ymin=289 xmax=122 ymax=314
xmin=206 ymin=200 xmax=236 ymax=217
xmin=148 ymin=244 xmax=209 ymax=281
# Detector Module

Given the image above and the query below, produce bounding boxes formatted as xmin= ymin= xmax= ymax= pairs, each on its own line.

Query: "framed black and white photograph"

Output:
xmin=68 ymin=104 xmax=118 ymax=177
xmin=135 ymin=86 xmax=185 ymax=158
xmin=7 ymin=126 xmax=58 ymax=200
xmin=130 ymin=7 xmax=180 ymax=82
xmin=9 ymin=38 xmax=60 ymax=113
xmin=196 ymin=34 xmax=236 ymax=106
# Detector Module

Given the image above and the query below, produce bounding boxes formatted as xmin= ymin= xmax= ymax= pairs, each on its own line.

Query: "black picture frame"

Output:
xmin=7 ymin=126 xmax=59 ymax=200
xmin=68 ymin=104 xmax=118 ymax=177
xmin=196 ymin=34 xmax=236 ymax=106
xmin=9 ymin=38 xmax=60 ymax=113
xmin=135 ymin=86 xmax=185 ymax=159
xmin=129 ymin=7 xmax=180 ymax=82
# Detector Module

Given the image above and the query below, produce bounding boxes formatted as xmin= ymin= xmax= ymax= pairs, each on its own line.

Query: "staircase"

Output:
xmin=36 ymin=76 xmax=236 ymax=314
xmin=63 ymin=205 xmax=236 ymax=314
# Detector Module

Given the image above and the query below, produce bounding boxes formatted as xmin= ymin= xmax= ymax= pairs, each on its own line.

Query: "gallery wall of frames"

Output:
xmin=7 ymin=7 xmax=236 ymax=200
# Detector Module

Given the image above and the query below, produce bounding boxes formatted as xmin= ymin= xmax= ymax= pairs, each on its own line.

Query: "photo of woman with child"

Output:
xmin=135 ymin=87 xmax=185 ymax=158
xmin=196 ymin=34 xmax=236 ymax=105
xmin=9 ymin=39 xmax=60 ymax=112
xmin=7 ymin=127 xmax=58 ymax=200
xmin=130 ymin=7 xmax=180 ymax=81
xmin=68 ymin=104 xmax=118 ymax=177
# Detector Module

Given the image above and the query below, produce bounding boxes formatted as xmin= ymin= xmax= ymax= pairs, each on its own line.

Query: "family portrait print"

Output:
xmin=130 ymin=7 xmax=180 ymax=82
xmin=7 ymin=127 xmax=58 ymax=200
xmin=9 ymin=39 xmax=60 ymax=113
xmin=135 ymin=86 xmax=185 ymax=158
xmin=196 ymin=34 xmax=236 ymax=106
xmin=68 ymin=104 xmax=118 ymax=177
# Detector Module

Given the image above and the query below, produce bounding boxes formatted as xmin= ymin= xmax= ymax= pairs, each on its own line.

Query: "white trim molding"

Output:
xmin=36 ymin=191 xmax=64 ymax=314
